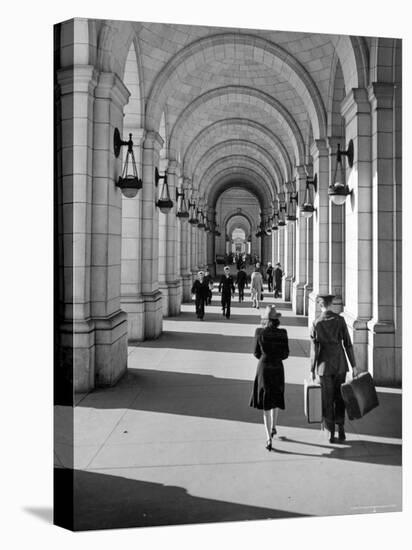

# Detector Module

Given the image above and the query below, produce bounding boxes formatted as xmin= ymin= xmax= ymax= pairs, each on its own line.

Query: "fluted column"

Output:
xmin=292 ymin=166 xmax=308 ymax=314
xmin=142 ymin=130 xmax=164 ymax=338
xmin=282 ymin=221 xmax=294 ymax=302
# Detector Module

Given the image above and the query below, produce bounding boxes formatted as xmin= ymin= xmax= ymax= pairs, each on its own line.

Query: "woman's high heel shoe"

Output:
xmin=265 ymin=438 xmax=272 ymax=451
xmin=271 ymin=427 xmax=277 ymax=437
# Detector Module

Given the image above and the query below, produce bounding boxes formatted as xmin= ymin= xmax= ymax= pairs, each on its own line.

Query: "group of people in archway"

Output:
xmin=190 ymin=261 xmax=283 ymax=320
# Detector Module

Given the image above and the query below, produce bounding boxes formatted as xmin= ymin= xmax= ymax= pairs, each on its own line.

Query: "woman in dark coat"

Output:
xmin=250 ymin=305 xmax=289 ymax=450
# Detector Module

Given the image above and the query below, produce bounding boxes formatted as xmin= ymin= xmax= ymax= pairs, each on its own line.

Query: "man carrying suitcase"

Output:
xmin=310 ymin=294 xmax=358 ymax=443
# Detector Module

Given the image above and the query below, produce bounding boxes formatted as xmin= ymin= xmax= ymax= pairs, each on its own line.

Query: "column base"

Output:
xmin=367 ymin=320 xmax=401 ymax=386
xmin=292 ymin=282 xmax=305 ymax=315
xmin=121 ymin=295 xmax=145 ymax=341
xmin=303 ymin=284 xmax=312 ymax=317
xmin=94 ymin=310 xmax=128 ymax=388
xmin=181 ymin=273 xmax=193 ymax=303
xmin=167 ymin=279 xmax=182 ymax=317
xmin=159 ymin=283 xmax=170 ymax=317
xmin=59 ymin=319 xmax=96 ymax=395
xmin=143 ymin=290 xmax=163 ymax=339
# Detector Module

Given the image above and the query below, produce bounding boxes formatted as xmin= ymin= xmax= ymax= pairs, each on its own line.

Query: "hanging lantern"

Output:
xmin=271 ymin=210 xmax=279 ymax=231
xmin=300 ymin=174 xmax=317 ymax=218
xmin=176 ymin=187 xmax=189 ymax=219
xmin=328 ymin=141 xmax=354 ymax=205
xmin=287 ymin=191 xmax=298 ymax=221
xmin=197 ymin=209 xmax=205 ymax=228
xmin=155 ymin=167 xmax=173 ymax=214
xmin=265 ymin=216 xmax=272 ymax=235
xmin=113 ymin=129 xmax=142 ymax=198
xmin=188 ymin=200 xmax=198 ymax=225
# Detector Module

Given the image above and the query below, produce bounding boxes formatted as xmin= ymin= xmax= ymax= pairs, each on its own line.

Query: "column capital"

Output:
xmin=57 ymin=65 xmax=98 ymax=95
xmin=341 ymin=87 xmax=371 ymax=121
xmin=310 ymin=139 xmax=328 ymax=159
xmin=294 ymin=164 xmax=307 ymax=179
xmin=95 ymin=71 xmax=130 ymax=109
xmin=368 ymin=82 xmax=394 ymax=110
xmin=143 ymin=130 xmax=164 ymax=151
xmin=167 ymin=160 xmax=179 ymax=175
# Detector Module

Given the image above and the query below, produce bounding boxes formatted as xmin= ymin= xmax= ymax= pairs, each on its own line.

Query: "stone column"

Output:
xmin=190 ymin=222 xmax=198 ymax=277
xmin=292 ymin=166 xmax=307 ymax=314
xmin=282 ymin=221 xmax=294 ymax=302
xmin=56 ymin=64 xmax=98 ymax=393
xmin=120 ymin=128 xmax=145 ymax=341
xmin=327 ymin=136 xmax=345 ymax=313
xmin=304 ymin=215 xmax=313 ymax=316
xmin=308 ymin=141 xmax=330 ymax=326
xmin=141 ymin=130 xmax=164 ymax=338
xmin=180 ymin=217 xmax=192 ymax=302
xmin=341 ymin=88 xmax=373 ymax=371
xmin=90 ymin=72 xmax=130 ymax=387
xmin=367 ymin=83 xmax=400 ymax=385
xmin=159 ymin=160 xmax=182 ymax=317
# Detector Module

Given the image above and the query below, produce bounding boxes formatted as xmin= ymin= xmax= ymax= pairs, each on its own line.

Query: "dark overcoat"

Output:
xmin=310 ymin=310 xmax=356 ymax=376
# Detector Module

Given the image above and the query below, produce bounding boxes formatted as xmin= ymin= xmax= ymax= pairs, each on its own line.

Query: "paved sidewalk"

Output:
xmin=58 ymin=288 xmax=402 ymax=530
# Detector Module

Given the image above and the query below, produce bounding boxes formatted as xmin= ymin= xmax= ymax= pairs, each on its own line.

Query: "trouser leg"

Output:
xmin=320 ymin=375 xmax=335 ymax=433
xmin=334 ymin=373 xmax=346 ymax=426
xmin=198 ymin=296 xmax=205 ymax=319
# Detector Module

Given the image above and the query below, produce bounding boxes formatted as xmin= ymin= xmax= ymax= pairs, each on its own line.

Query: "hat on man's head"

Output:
xmin=261 ymin=305 xmax=282 ymax=320
xmin=276 ymin=262 xmax=281 ymax=266
xmin=224 ymin=265 xmax=230 ymax=271
xmin=317 ymin=294 xmax=335 ymax=306
xmin=198 ymin=270 xmax=205 ymax=276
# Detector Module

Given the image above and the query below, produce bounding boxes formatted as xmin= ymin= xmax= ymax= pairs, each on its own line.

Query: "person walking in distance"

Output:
xmin=266 ymin=262 xmax=274 ymax=292
xmin=250 ymin=306 xmax=289 ymax=451
xmin=204 ymin=267 xmax=214 ymax=305
xmin=218 ymin=266 xmax=235 ymax=319
xmin=236 ymin=267 xmax=248 ymax=303
xmin=310 ymin=294 xmax=358 ymax=443
xmin=191 ymin=271 xmax=209 ymax=320
xmin=250 ymin=266 xmax=264 ymax=309
xmin=273 ymin=262 xmax=283 ymax=298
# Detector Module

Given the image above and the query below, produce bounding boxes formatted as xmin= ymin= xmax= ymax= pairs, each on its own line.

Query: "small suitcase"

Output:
xmin=304 ymin=379 xmax=323 ymax=423
xmin=340 ymin=372 xmax=379 ymax=420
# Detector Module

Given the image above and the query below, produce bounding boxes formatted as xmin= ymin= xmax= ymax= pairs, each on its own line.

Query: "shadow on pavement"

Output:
xmin=77 ymin=368 xmax=402 ymax=445
xmin=55 ymin=468 xmax=309 ymax=530
xmin=169 ymin=309 xmax=309 ymax=326
xmin=131 ymin=331 xmax=310 ymax=356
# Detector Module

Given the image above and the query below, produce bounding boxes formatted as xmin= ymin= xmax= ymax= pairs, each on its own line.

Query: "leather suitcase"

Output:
xmin=304 ymin=379 xmax=322 ymax=423
xmin=340 ymin=372 xmax=379 ymax=420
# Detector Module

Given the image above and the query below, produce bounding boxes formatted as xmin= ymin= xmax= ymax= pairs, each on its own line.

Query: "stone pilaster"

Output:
xmin=165 ymin=160 xmax=182 ymax=316
xmin=90 ymin=71 xmax=130 ymax=387
xmin=367 ymin=83 xmax=400 ymax=385
xmin=308 ymin=141 xmax=330 ymax=326
xmin=56 ymin=64 xmax=98 ymax=394
xmin=141 ymin=130 xmax=164 ymax=338
xmin=120 ymin=128 xmax=145 ymax=341
xmin=341 ymin=88 xmax=373 ymax=371
xmin=292 ymin=166 xmax=307 ymax=314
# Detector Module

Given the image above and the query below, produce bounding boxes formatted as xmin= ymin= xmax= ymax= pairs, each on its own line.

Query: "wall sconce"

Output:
xmin=155 ymin=167 xmax=173 ymax=214
xmin=175 ymin=187 xmax=189 ymax=219
xmin=287 ymin=191 xmax=298 ymax=221
xmin=300 ymin=174 xmax=317 ymax=218
xmin=271 ymin=210 xmax=279 ymax=231
xmin=212 ymin=213 xmax=221 ymax=236
xmin=113 ymin=128 xmax=142 ymax=198
xmin=328 ymin=140 xmax=354 ymax=205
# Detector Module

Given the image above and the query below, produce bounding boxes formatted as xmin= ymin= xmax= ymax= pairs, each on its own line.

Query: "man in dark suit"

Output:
xmin=236 ymin=268 xmax=248 ymax=302
xmin=266 ymin=262 xmax=274 ymax=292
xmin=191 ymin=271 xmax=210 ymax=320
xmin=218 ymin=266 xmax=235 ymax=319
xmin=310 ymin=294 xmax=358 ymax=443
xmin=204 ymin=267 xmax=214 ymax=305
xmin=274 ymin=262 xmax=283 ymax=298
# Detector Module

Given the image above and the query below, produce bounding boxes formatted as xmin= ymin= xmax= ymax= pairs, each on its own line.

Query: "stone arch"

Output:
xmin=206 ymin=170 xmax=270 ymax=210
xmin=224 ymin=211 xmax=255 ymax=236
xmin=369 ymin=37 xmax=399 ymax=83
xmin=183 ymin=119 xmax=293 ymax=181
xmin=145 ymin=32 xmax=327 ymax=139
xmin=192 ymin=140 xmax=284 ymax=190
xmin=330 ymin=35 xmax=369 ymax=92
xmin=198 ymin=155 xmax=277 ymax=201
xmin=169 ymin=86 xmax=306 ymax=165
xmin=326 ymin=54 xmax=346 ymax=137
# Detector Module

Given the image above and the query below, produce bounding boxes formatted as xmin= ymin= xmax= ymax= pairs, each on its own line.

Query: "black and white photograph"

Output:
xmin=2 ymin=0 xmax=409 ymax=547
